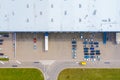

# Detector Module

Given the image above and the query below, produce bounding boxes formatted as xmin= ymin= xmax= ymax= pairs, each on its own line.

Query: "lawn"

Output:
xmin=58 ymin=68 xmax=120 ymax=80
xmin=0 ymin=58 xmax=9 ymax=61
xmin=0 ymin=68 xmax=44 ymax=80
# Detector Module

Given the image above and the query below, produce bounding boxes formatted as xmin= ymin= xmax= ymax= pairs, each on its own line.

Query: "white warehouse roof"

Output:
xmin=0 ymin=0 xmax=120 ymax=32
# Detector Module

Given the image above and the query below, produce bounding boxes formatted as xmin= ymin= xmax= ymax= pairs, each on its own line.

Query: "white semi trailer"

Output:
xmin=116 ymin=33 xmax=120 ymax=44
xmin=45 ymin=32 xmax=48 ymax=51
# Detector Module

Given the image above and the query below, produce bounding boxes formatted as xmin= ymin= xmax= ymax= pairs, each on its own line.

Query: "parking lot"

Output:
xmin=13 ymin=32 xmax=120 ymax=62
xmin=16 ymin=33 xmax=82 ymax=61
xmin=0 ymin=33 xmax=14 ymax=60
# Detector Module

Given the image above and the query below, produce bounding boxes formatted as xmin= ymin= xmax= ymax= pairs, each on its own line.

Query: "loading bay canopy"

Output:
xmin=0 ymin=0 xmax=120 ymax=32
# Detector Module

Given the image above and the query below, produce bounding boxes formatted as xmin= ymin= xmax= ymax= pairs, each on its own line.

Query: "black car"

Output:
xmin=0 ymin=53 xmax=4 ymax=56
xmin=94 ymin=42 xmax=99 ymax=45
xmin=96 ymin=50 xmax=100 ymax=55
xmin=91 ymin=50 xmax=95 ymax=53
xmin=3 ymin=34 xmax=9 ymax=37
xmin=0 ymin=39 xmax=4 ymax=42
xmin=90 ymin=52 xmax=94 ymax=55
xmin=84 ymin=52 xmax=89 ymax=55
xmin=12 ymin=65 xmax=18 ymax=67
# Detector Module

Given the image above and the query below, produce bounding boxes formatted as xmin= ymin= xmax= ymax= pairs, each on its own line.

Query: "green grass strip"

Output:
xmin=0 ymin=68 xmax=44 ymax=80
xmin=58 ymin=68 xmax=120 ymax=80
xmin=0 ymin=58 xmax=9 ymax=61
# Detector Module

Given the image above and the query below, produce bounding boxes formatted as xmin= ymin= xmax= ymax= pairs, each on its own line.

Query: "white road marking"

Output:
xmin=0 ymin=61 xmax=4 ymax=64
xmin=16 ymin=60 xmax=21 ymax=64
xmin=40 ymin=60 xmax=55 ymax=65
xmin=76 ymin=62 xmax=79 ymax=64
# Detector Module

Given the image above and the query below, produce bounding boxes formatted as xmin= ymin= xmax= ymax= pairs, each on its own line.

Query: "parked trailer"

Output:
xmin=103 ymin=32 xmax=107 ymax=44
xmin=116 ymin=33 xmax=120 ymax=44
xmin=45 ymin=32 xmax=48 ymax=51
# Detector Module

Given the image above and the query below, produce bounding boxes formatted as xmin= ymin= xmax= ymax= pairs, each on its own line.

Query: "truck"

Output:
xmin=116 ymin=33 xmax=120 ymax=44
xmin=103 ymin=32 xmax=107 ymax=44
xmin=45 ymin=32 xmax=48 ymax=51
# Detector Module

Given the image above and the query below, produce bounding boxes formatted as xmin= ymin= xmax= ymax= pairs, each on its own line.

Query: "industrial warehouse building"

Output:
xmin=0 ymin=0 xmax=120 ymax=32
xmin=0 ymin=0 xmax=120 ymax=65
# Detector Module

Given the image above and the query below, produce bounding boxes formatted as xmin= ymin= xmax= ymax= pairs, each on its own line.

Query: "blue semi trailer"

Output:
xmin=103 ymin=32 xmax=107 ymax=44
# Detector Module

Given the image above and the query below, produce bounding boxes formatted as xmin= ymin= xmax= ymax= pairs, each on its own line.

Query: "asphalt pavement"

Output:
xmin=0 ymin=60 xmax=120 ymax=80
